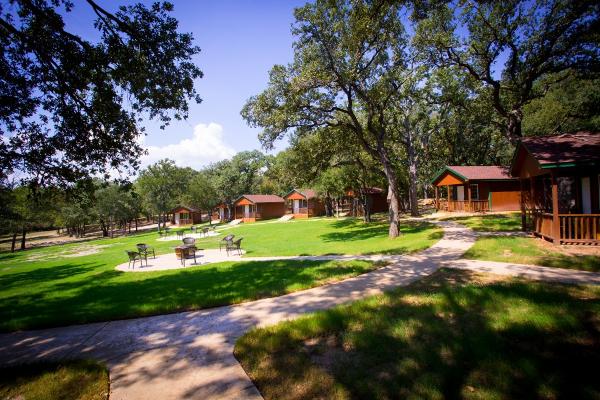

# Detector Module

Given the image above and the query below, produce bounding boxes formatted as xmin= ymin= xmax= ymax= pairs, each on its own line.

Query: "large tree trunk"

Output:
xmin=379 ymin=149 xmax=401 ymax=238
xmin=506 ymin=109 xmax=523 ymax=144
xmin=405 ymin=131 xmax=420 ymax=217
xmin=20 ymin=225 xmax=26 ymax=250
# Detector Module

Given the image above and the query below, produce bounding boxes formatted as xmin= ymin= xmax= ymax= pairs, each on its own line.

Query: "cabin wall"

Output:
xmin=309 ymin=198 xmax=326 ymax=216
xmin=485 ymin=181 xmax=521 ymax=211
xmin=257 ymin=203 xmax=285 ymax=219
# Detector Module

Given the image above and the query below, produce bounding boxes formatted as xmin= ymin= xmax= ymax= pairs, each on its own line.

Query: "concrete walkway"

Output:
xmin=1 ymin=220 xmax=599 ymax=399
xmin=0 ymin=221 xmax=476 ymax=399
xmin=445 ymin=258 xmax=600 ymax=285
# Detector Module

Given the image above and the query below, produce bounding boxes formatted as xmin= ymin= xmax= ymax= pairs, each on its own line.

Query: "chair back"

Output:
xmin=202 ymin=227 xmax=209 ymax=234
xmin=136 ymin=244 xmax=147 ymax=251
xmin=234 ymin=237 xmax=243 ymax=247
xmin=126 ymin=250 xmax=139 ymax=260
xmin=222 ymin=234 xmax=235 ymax=242
xmin=182 ymin=237 xmax=196 ymax=245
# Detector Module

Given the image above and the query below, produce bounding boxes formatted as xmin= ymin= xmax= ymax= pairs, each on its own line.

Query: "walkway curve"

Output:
xmin=3 ymin=220 xmax=598 ymax=399
xmin=0 ymin=220 xmax=475 ymax=399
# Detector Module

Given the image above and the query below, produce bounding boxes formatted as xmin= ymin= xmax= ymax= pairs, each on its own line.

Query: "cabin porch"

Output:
xmin=521 ymin=170 xmax=600 ymax=245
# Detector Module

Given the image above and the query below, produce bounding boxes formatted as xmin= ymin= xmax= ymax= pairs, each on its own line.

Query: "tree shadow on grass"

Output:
xmin=0 ymin=259 xmax=376 ymax=332
xmin=235 ymin=269 xmax=600 ymax=400
xmin=320 ymin=220 xmax=436 ymax=243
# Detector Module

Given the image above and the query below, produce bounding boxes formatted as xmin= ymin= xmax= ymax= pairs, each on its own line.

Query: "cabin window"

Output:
xmin=469 ymin=184 xmax=479 ymax=200
xmin=180 ymin=212 xmax=190 ymax=220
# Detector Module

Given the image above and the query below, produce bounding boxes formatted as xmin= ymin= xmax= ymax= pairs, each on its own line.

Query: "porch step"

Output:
xmin=228 ymin=219 xmax=243 ymax=225
xmin=278 ymin=215 xmax=294 ymax=222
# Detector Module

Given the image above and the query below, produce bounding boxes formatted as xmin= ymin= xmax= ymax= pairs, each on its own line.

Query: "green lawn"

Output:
xmin=235 ymin=269 xmax=600 ymax=400
xmin=0 ymin=218 xmax=441 ymax=332
xmin=193 ymin=218 xmax=442 ymax=256
xmin=441 ymin=212 xmax=521 ymax=232
xmin=0 ymin=360 xmax=109 ymax=400
xmin=464 ymin=236 xmax=600 ymax=272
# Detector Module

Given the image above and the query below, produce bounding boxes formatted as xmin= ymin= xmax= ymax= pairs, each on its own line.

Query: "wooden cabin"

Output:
xmin=432 ymin=166 xmax=520 ymax=212
xmin=233 ymin=194 xmax=286 ymax=223
xmin=171 ymin=206 xmax=202 ymax=226
xmin=341 ymin=187 xmax=388 ymax=216
xmin=511 ymin=132 xmax=600 ymax=245
xmin=283 ymin=189 xmax=325 ymax=218
xmin=212 ymin=202 xmax=231 ymax=223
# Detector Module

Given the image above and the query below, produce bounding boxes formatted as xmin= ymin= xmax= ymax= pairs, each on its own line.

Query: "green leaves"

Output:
xmin=0 ymin=1 xmax=202 ymax=185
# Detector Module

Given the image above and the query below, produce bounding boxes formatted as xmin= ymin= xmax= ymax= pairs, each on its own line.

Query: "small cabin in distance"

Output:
xmin=283 ymin=189 xmax=325 ymax=219
xmin=233 ymin=194 xmax=286 ymax=223
xmin=171 ymin=206 xmax=202 ymax=226
xmin=212 ymin=202 xmax=232 ymax=223
xmin=341 ymin=187 xmax=388 ymax=216
xmin=432 ymin=166 xmax=521 ymax=212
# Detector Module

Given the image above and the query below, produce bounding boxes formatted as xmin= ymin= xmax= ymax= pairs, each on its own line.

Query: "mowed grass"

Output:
xmin=0 ymin=218 xmax=441 ymax=332
xmin=193 ymin=218 xmax=443 ymax=256
xmin=464 ymin=236 xmax=600 ymax=272
xmin=234 ymin=269 xmax=600 ymax=400
xmin=441 ymin=212 xmax=521 ymax=232
xmin=0 ymin=360 xmax=109 ymax=400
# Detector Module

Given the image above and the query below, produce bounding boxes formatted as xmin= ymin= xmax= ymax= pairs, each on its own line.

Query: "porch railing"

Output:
xmin=529 ymin=211 xmax=600 ymax=244
xmin=437 ymin=200 xmax=489 ymax=212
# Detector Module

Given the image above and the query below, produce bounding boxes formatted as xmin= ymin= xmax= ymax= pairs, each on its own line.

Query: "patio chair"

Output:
xmin=176 ymin=231 xmax=184 ymax=239
xmin=175 ymin=246 xmax=197 ymax=267
xmin=190 ymin=225 xmax=197 ymax=234
xmin=136 ymin=243 xmax=155 ymax=261
xmin=226 ymin=237 xmax=243 ymax=256
xmin=182 ymin=237 xmax=196 ymax=245
xmin=126 ymin=250 xmax=145 ymax=269
xmin=202 ymin=227 xmax=209 ymax=237
xmin=219 ymin=234 xmax=235 ymax=251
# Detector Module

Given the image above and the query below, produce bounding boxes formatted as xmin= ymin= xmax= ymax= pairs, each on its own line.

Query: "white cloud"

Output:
xmin=140 ymin=122 xmax=236 ymax=170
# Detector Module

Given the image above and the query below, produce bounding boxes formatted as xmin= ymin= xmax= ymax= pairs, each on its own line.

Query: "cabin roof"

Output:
xmin=432 ymin=166 xmax=513 ymax=184
xmin=172 ymin=205 xmax=198 ymax=213
xmin=284 ymin=188 xmax=318 ymax=200
xmin=518 ymin=132 xmax=600 ymax=167
xmin=236 ymin=194 xmax=285 ymax=204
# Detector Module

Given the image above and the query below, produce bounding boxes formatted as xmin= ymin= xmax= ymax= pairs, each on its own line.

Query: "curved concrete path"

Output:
xmin=0 ymin=221 xmax=475 ymax=399
xmin=1 ymin=220 xmax=598 ymax=399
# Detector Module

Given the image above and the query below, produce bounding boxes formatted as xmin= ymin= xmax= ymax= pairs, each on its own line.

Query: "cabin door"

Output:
xmin=293 ymin=199 xmax=300 ymax=214
xmin=174 ymin=213 xmax=180 ymax=224
xmin=244 ymin=205 xmax=250 ymax=218
xmin=456 ymin=186 xmax=465 ymax=201
xmin=581 ymin=177 xmax=591 ymax=214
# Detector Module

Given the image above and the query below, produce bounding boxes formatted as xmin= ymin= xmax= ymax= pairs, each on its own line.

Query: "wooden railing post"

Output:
xmin=551 ymin=173 xmax=560 ymax=244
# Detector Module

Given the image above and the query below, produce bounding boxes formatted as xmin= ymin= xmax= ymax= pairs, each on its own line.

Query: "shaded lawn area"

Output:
xmin=235 ymin=269 xmax=600 ymax=400
xmin=441 ymin=212 xmax=521 ymax=232
xmin=0 ymin=218 xmax=441 ymax=332
xmin=0 ymin=360 xmax=109 ymax=400
xmin=464 ymin=236 xmax=600 ymax=272
xmin=0 ymin=258 xmax=381 ymax=332
xmin=192 ymin=218 xmax=442 ymax=256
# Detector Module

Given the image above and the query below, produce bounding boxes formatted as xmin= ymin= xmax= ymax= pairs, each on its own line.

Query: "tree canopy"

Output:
xmin=0 ymin=0 xmax=202 ymax=185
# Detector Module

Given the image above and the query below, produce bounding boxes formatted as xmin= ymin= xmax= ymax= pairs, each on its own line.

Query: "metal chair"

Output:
xmin=182 ymin=237 xmax=196 ymax=245
xmin=175 ymin=246 xmax=197 ymax=266
xmin=126 ymin=250 xmax=144 ymax=269
xmin=136 ymin=244 xmax=155 ymax=262
xmin=226 ymin=237 xmax=243 ymax=256
xmin=177 ymin=231 xmax=184 ymax=239
xmin=219 ymin=234 xmax=235 ymax=251
xmin=202 ymin=227 xmax=209 ymax=237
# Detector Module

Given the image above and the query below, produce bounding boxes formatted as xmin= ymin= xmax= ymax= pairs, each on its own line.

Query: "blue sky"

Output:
xmin=64 ymin=1 xmax=306 ymax=169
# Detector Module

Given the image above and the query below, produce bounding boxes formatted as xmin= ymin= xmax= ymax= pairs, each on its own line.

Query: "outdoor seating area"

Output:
xmin=124 ymin=243 xmax=156 ymax=269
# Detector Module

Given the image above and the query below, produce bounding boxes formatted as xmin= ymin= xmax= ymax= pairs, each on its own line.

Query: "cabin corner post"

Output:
xmin=466 ymin=183 xmax=471 ymax=212
xmin=551 ymin=172 xmax=560 ymax=244
xmin=434 ymin=186 xmax=439 ymax=210
xmin=520 ymin=178 xmax=527 ymax=232
xmin=446 ymin=185 xmax=450 ymax=211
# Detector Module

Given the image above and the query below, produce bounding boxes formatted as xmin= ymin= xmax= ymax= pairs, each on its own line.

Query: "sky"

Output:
xmin=63 ymin=0 xmax=307 ymax=170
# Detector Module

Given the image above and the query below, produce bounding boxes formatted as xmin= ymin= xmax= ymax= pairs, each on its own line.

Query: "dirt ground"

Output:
xmin=0 ymin=221 xmax=162 ymax=252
